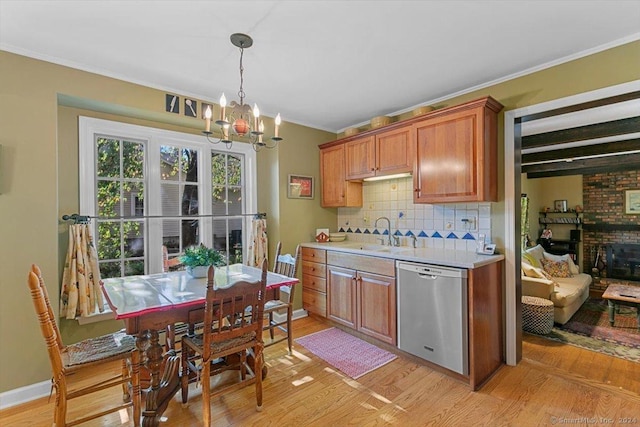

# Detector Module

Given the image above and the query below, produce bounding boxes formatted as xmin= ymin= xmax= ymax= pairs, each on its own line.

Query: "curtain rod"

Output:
xmin=61 ymin=212 xmax=267 ymax=224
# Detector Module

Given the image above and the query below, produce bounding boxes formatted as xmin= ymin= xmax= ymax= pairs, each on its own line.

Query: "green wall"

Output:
xmin=1 ymin=39 xmax=639 ymax=394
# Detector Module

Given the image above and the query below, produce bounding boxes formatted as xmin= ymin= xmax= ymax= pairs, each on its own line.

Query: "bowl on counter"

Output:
xmin=329 ymin=233 xmax=346 ymax=242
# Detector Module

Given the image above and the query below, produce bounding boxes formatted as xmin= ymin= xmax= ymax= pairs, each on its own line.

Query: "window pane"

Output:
xmin=123 ymin=140 xmax=144 ymax=179
xmin=213 ymin=219 xmax=228 ymax=253
xmin=98 ymin=222 xmax=121 ymax=260
xmin=212 ymin=186 xmax=227 ymax=215
xmin=228 ymin=187 xmax=242 ymax=215
xmin=161 ymin=146 xmax=180 ymax=181
xmin=229 ymin=218 xmax=243 ymax=264
xmin=100 ymin=261 xmax=122 ymax=279
xmin=211 ymin=153 xmax=226 ymax=185
xmin=97 ymin=137 xmax=120 ymax=178
xmin=124 ymin=221 xmax=145 ymax=257
xmin=125 ymin=260 xmax=145 ymax=276
xmin=182 ymin=219 xmax=199 ymax=248
xmin=228 ymin=155 xmax=242 ymax=186
xmin=182 ymin=148 xmax=198 ymax=182
xmin=97 ymin=180 xmax=122 ymax=217
xmin=182 ymin=184 xmax=199 ymax=215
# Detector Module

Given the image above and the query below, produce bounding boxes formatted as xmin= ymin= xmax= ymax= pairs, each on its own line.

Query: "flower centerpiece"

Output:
xmin=180 ymin=244 xmax=225 ymax=278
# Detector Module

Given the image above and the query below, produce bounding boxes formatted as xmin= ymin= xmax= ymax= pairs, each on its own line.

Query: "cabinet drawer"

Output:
xmin=302 ymin=247 xmax=326 ymax=263
xmin=327 ymin=251 xmax=395 ymax=277
xmin=302 ymin=260 xmax=326 ymax=278
xmin=303 ymin=289 xmax=326 ymax=317
xmin=303 ymin=273 xmax=326 ymax=292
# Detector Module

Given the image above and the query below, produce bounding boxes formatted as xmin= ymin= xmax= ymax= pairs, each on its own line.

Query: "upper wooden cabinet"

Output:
xmin=413 ymin=97 xmax=503 ymax=203
xmin=320 ymin=143 xmax=363 ymax=207
xmin=345 ymin=126 xmax=414 ymax=180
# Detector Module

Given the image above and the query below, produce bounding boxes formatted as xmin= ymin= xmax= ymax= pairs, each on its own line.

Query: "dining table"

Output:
xmin=101 ymin=263 xmax=299 ymax=427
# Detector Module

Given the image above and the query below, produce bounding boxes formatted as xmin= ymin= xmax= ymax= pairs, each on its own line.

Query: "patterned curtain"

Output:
xmin=521 ymin=193 xmax=530 ymax=251
xmin=60 ymin=224 xmax=104 ymax=319
xmin=247 ymin=218 xmax=268 ymax=267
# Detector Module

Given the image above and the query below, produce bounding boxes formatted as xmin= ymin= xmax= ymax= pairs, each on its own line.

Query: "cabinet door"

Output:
xmin=345 ymin=135 xmax=375 ymax=180
xmin=414 ymin=108 xmax=480 ymax=203
xmin=358 ymin=272 xmax=396 ymax=345
xmin=327 ymin=266 xmax=357 ymax=329
xmin=376 ymin=126 xmax=414 ymax=176
xmin=320 ymin=144 xmax=363 ymax=207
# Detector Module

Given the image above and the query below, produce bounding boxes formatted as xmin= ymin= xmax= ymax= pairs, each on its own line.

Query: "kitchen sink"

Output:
xmin=349 ymin=244 xmax=408 ymax=253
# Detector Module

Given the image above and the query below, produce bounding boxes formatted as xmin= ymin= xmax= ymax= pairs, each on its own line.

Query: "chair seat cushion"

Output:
xmin=264 ymin=299 xmax=288 ymax=311
xmin=185 ymin=331 xmax=257 ymax=354
xmin=64 ymin=330 xmax=136 ymax=367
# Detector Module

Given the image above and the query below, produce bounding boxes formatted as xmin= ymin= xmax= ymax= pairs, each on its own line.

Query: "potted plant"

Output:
xmin=180 ymin=244 xmax=225 ymax=278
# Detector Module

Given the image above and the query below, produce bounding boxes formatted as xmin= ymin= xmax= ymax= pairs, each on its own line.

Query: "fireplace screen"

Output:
xmin=607 ymin=244 xmax=640 ymax=281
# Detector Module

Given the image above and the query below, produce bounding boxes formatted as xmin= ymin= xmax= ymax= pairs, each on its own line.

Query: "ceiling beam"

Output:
xmin=522 ymin=117 xmax=640 ymax=149
xmin=523 ymin=152 xmax=640 ymax=178
xmin=519 ymin=91 xmax=640 ymax=123
xmin=522 ymin=138 xmax=640 ymax=164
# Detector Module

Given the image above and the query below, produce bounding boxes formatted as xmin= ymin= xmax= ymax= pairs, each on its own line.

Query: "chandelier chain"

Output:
xmin=238 ymin=45 xmax=245 ymax=105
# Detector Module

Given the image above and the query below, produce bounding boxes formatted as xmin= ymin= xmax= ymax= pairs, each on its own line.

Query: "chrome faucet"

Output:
xmin=375 ymin=216 xmax=399 ymax=246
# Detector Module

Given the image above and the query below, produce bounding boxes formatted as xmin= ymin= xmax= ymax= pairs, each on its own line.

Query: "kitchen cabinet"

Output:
xmin=326 ymin=252 xmax=396 ymax=345
xmin=413 ymin=97 xmax=503 ymax=203
xmin=301 ymin=247 xmax=327 ymax=316
xmin=320 ymin=143 xmax=362 ymax=207
xmin=345 ymin=126 xmax=414 ymax=180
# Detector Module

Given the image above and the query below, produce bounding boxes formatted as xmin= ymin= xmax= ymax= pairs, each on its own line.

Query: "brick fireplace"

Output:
xmin=582 ymin=170 xmax=640 ymax=293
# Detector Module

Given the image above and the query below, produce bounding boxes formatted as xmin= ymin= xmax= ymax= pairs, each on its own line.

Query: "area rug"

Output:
xmin=531 ymin=298 xmax=640 ymax=363
xmin=295 ymin=327 xmax=397 ymax=379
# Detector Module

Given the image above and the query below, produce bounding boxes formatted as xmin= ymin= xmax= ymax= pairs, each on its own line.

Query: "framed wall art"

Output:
xmin=287 ymin=174 xmax=314 ymax=199
xmin=625 ymin=189 xmax=640 ymax=214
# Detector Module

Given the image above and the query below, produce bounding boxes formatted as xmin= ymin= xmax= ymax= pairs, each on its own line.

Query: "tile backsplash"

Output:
xmin=336 ymin=177 xmax=492 ymax=252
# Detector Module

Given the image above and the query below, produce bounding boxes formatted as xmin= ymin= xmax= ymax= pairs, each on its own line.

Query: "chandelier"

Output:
xmin=203 ymin=33 xmax=282 ymax=151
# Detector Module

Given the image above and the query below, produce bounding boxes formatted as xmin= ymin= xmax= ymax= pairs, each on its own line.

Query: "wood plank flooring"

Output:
xmin=2 ymin=315 xmax=639 ymax=426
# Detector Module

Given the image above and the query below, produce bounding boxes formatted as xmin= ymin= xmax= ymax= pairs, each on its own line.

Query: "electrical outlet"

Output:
xmin=461 ymin=217 xmax=477 ymax=231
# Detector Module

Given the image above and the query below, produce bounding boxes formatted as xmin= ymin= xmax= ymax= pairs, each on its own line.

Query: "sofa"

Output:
xmin=521 ymin=244 xmax=591 ymax=325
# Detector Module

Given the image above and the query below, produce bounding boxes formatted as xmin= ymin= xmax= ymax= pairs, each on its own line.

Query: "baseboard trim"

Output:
xmin=1 ymin=309 xmax=310 ymax=410
xmin=0 ymin=379 xmax=50 ymax=410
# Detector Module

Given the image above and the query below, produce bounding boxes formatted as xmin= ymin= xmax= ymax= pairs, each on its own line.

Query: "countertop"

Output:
xmin=300 ymin=241 xmax=504 ymax=269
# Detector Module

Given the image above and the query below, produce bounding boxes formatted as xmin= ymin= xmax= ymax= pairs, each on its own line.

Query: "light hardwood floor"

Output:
xmin=2 ymin=315 xmax=639 ymax=426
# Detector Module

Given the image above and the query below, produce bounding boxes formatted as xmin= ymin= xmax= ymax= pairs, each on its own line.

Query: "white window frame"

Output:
xmin=79 ymin=116 xmax=257 ymax=275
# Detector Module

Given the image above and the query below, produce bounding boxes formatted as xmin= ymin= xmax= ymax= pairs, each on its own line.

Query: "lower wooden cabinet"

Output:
xmin=326 ymin=252 xmax=397 ymax=345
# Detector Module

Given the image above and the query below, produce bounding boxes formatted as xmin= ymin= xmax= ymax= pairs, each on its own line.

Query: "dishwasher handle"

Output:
xmin=418 ymin=273 xmax=439 ymax=280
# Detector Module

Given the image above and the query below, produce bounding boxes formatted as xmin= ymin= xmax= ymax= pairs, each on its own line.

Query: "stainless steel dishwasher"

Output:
xmin=396 ymin=261 xmax=468 ymax=375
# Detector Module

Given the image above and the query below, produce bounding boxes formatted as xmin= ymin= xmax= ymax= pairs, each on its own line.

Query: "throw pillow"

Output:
xmin=541 ymin=258 xmax=572 ymax=278
xmin=521 ymin=262 xmax=559 ymax=287
xmin=522 ymin=252 xmax=539 ymax=268
xmin=524 ymin=244 xmax=545 ymax=267
xmin=543 ymin=252 xmax=579 ymax=275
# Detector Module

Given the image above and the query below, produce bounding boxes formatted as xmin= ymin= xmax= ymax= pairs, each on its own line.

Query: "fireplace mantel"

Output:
xmin=583 ymin=224 xmax=640 ymax=232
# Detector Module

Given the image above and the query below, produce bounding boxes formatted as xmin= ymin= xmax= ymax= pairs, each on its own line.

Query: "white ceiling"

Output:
xmin=1 ymin=1 xmax=639 ymax=133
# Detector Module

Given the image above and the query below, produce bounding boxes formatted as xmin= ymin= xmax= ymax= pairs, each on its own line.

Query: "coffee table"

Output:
xmin=601 ymin=283 xmax=640 ymax=330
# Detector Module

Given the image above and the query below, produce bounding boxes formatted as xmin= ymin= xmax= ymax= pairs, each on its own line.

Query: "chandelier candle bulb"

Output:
xmin=275 ymin=113 xmax=281 ymax=138
xmin=204 ymin=105 xmax=212 ymax=132
xmin=253 ymin=104 xmax=260 ymax=130
xmin=219 ymin=93 xmax=226 ymax=121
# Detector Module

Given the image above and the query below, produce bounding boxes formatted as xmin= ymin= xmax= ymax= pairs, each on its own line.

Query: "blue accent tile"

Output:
xmin=339 ymin=227 xmax=345 ymax=233
xmin=462 ymin=233 xmax=476 ymax=240
xmin=363 ymin=229 xmax=371 ymax=234
xmin=355 ymin=228 xmax=362 ymax=233
xmin=418 ymin=231 xmax=429 ymax=237
xmin=347 ymin=227 xmax=353 ymax=233
xmin=405 ymin=230 xmax=415 ymax=237
xmin=382 ymin=229 xmax=389 ymax=235
xmin=372 ymin=229 xmax=380 ymax=235
xmin=431 ymin=231 xmax=442 ymax=238
xmin=446 ymin=232 xmax=458 ymax=239
xmin=394 ymin=230 xmax=402 ymax=236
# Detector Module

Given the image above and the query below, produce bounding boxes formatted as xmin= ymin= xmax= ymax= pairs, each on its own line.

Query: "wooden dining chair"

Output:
xmin=27 ymin=264 xmax=141 ymax=426
xmin=264 ymin=242 xmax=301 ymax=354
xmin=162 ymin=245 xmax=191 ymax=352
xmin=180 ymin=260 xmax=267 ymax=424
